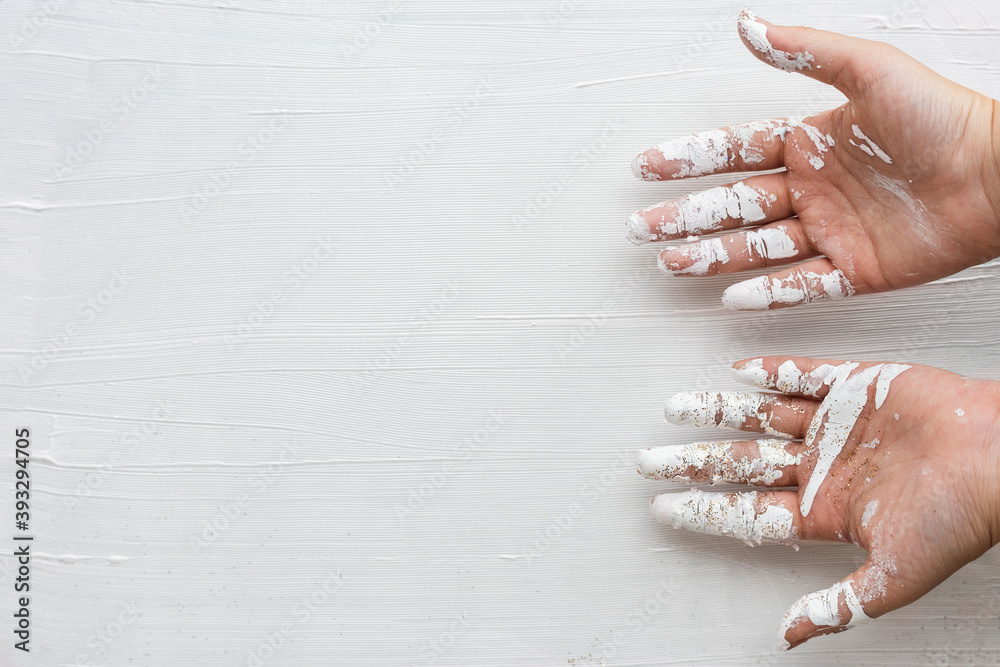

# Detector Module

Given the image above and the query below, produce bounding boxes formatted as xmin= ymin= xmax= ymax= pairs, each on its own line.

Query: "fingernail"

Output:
xmin=660 ymin=238 xmax=729 ymax=276
xmin=722 ymin=276 xmax=771 ymax=310
xmin=625 ymin=212 xmax=652 ymax=245
xmin=664 ymin=391 xmax=709 ymax=426
xmin=631 ymin=152 xmax=659 ymax=181
xmin=731 ymin=357 xmax=768 ymax=386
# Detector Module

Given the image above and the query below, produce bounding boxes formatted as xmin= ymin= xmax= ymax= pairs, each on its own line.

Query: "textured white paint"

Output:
xmin=650 ymin=489 xmax=796 ymax=547
xmin=629 ymin=181 xmax=773 ymax=245
xmin=722 ymin=268 xmax=855 ymax=310
xmin=2 ymin=1 xmax=999 ymax=665
xmin=800 ymin=363 xmax=911 ymax=517
xmin=738 ymin=7 xmax=815 ymax=72
xmin=665 ymin=391 xmax=794 ymax=437
xmin=852 ymin=124 xmax=893 ymax=163
xmin=778 ymin=580 xmax=871 ymax=650
xmin=746 ymin=226 xmax=797 ymax=261
xmin=661 ymin=236 xmax=730 ymax=275
xmin=637 ymin=438 xmax=800 ymax=485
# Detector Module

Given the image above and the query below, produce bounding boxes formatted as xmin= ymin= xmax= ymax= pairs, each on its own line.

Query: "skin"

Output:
xmin=631 ymin=12 xmax=1000 ymax=651
xmin=643 ymin=357 xmax=1000 ymax=649
xmin=630 ymin=12 xmax=1000 ymax=307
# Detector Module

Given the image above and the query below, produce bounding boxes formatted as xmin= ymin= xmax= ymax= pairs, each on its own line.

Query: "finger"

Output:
xmin=658 ymin=220 xmax=818 ymax=276
xmin=731 ymin=356 xmax=857 ymax=399
xmin=737 ymin=8 xmax=888 ymax=98
xmin=631 ymin=119 xmax=789 ymax=181
xmin=636 ymin=438 xmax=803 ymax=486
xmin=665 ymin=391 xmax=818 ymax=439
xmin=778 ymin=554 xmax=912 ymax=650
xmin=650 ymin=489 xmax=802 ymax=546
xmin=625 ymin=173 xmax=793 ymax=245
xmin=721 ymin=258 xmax=860 ymax=311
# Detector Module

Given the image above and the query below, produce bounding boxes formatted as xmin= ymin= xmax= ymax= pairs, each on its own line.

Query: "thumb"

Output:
xmin=777 ymin=556 xmax=904 ymax=650
xmin=737 ymin=7 xmax=887 ymax=98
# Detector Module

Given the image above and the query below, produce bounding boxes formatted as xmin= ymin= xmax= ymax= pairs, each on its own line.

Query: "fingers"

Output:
xmin=631 ymin=119 xmax=789 ymax=181
xmin=665 ymin=391 xmax=818 ymax=439
xmin=737 ymin=8 xmax=888 ymax=98
xmin=731 ymin=356 xmax=857 ymax=399
xmin=721 ymin=258 xmax=858 ymax=310
xmin=626 ymin=173 xmax=793 ymax=245
xmin=658 ymin=220 xmax=818 ymax=276
xmin=650 ymin=489 xmax=800 ymax=546
xmin=637 ymin=438 xmax=802 ymax=486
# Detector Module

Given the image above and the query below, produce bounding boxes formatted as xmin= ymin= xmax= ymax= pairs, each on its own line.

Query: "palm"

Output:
xmin=799 ymin=363 xmax=999 ymax=619
xmin=788 ymin=83 xmax=999 ymax=293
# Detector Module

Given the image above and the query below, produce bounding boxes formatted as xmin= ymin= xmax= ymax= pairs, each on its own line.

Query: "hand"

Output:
xmin=637 ymin=356 xmax=1000 ymax=649
xmin=628 ymin=8 xmax=1000 ymax=310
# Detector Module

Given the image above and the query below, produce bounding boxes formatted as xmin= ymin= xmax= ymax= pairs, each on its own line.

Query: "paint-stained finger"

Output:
xmin=631 ymin=119 xmax=789 ymax=182
xmin=732 ymin=356 xmax=857 ymax=399
xmin=737 ymin=8 xmax=896 ymax=100
xmin=658 ymin=220 xmax=817 ymax=276
xmin=721 ymin=258 xmax=861 ymax=311
xmin=650 ymin=489 xmax=804 ymax=546
xmin=665 ymin=391 xmax=817 ymax=439
xmin=636 ymin=438 xmax=803 ymax=486
xmin=625 ymin=173 xmax=793 ymax=245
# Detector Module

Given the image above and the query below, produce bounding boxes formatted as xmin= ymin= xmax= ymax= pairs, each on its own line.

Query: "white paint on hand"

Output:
xmin=800 ymin=363 xmax=912 ymax=516
xmin=874 ymin=364 xmax=911 ymax=409
xmin=636 ymin=438 xmax=800 ymax=485
xmin=661 ymin=237 xmax=730 ymax=275
xmin=851 ymin=124 xmax=892 ymax=163
xmin=626 ymin=212 xmax=653 ymax=245
xmin=738 ymin=8 xmax=814 ymax=73
xmin=722 ymin=269 xmax=855 ymax=310
xmin=732 ymin=358 xmax=842 ymax=397
xmin=634 ymin=120 xmax=787 ymax=180
xmin=665 ymin=391 xmax=793 ymax=437
xmin=650 ymin=489 xmax=795 ymax=547
xmin=778 ymin=580 xmax=870 ymax=650
xmin=745 ymin=226 xmax=797 ymax=261
xmin=861 ymin=499 xmax=879 ymax=529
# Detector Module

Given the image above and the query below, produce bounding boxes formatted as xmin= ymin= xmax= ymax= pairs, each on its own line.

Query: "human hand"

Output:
xmin=636 ymin=356 xmax=1000 ymax=649
xmin=628 ymin=8 xmax=1000 ymax=310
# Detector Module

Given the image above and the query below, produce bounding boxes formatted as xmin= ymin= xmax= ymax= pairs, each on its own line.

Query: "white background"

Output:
xmin=2 ymin=0 xmax=1000 ymax=665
